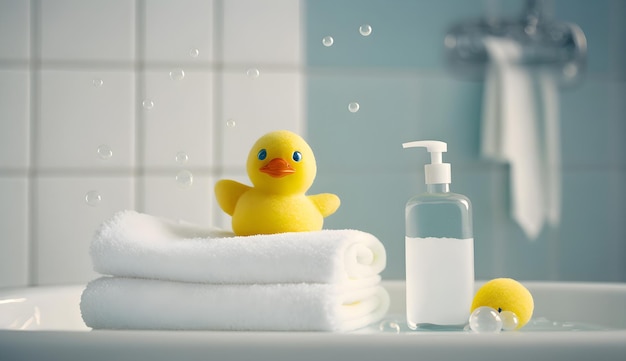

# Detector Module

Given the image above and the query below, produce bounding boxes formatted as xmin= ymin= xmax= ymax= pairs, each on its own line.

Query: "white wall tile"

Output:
xmin=0 ymin=0 xmax=30 ymax=60
xmin=141 ymin=174 xmax=214 ymax=227
xmin=0 ymin=177 xmax=29 ymax=287
xmin=35 ymin=176 xmax=134 ymax=285
xmin=38 ymin=70 xmax=135 ymax=169
xmin=142 ymin=69 xmax=213 ymax=168
xmin=40 ymin=0 xmax=135 ymax=62
xmin=0 ymin=70 xmax=29 ymax=168
xmin=223 ymin=0 xmax=302 ymax=65
xmin=144 ymin=0 xmax=214 ymax=64
xmin=220 ymin=70 xmax=304 ymax=168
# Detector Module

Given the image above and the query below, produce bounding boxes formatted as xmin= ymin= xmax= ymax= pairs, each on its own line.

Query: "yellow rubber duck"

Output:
xmin=215 ymin=130 xmax=340 ymax=236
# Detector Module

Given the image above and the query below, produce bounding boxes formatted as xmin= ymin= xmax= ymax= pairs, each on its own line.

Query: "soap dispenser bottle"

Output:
xmin=402 ymin=140 xmax=474 ymax=329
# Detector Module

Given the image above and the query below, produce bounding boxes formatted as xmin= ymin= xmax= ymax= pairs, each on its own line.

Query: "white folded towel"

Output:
xmin=80 ymin=276 xmax=390 ymax=331
xmin=91 ymin=210 xmax=386 ymax=286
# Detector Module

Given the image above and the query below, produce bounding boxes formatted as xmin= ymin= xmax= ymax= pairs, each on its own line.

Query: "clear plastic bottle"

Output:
xmin=402 ymin=140 xmax=474 ymax=329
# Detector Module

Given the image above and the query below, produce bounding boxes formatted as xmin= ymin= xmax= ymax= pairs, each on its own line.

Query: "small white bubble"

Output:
xmin=169 ymin=68 xmax=185 ymax=81
xmin=175 ymin=151 xmax=189 ymax=165
xmin=226 ymin=119 xmax=236 ymax=128
xmin=469 ymin=306 xmax=502 ymax=333
xmin=85 ymin=190 xmax=102 ymax=207
xmin=359 ymin=24 xmax=372 ymax=36
xmin=92 ymin=78 xmax=103 ymax=87
xmin=378 ymin=320 xmax=401 ymax=334
xmin=444 ymin=34 xmax=457 ymax=48
xmin=246 ymin=68 xmax=260 ymax=78
xmin=142 ymin=99 xmax=154 ymax=110
xmin=176 ymin=170 xmax=193 ymax=188
xmin=348 ymin=102 xmax=360 ymax=113
xmin=189 ymin=48 xmax=200 ymax=58
xmin=322 ymin=36 xmax=334 ymax=47
xmin=564 ymin=63 xmax=578 ymax=78
xmin=97 ymin=144 xmax=113 ymax=160
xmin=500 ymin=311 xmax=519 ymax=331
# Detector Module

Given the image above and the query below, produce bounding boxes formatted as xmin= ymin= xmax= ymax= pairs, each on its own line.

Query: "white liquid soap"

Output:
xmin=402 ymin=140 xmax=474 ymax=329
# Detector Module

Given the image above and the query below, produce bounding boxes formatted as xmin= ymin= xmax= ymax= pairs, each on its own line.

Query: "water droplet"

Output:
xmin=469 ymin=306 xmax=502 ymax=333
xmin=97 ymin=144 xmax=113 ymax=160
xmin=246 ymin=68 xmax=260 ymax=78
xmin=348 ymin=102 xmax=360 ymax=113
xmin=359 ymin=24 xmax=372 ymax=36
xmin=226 ymin=119 xmax=236 ymax=128
xmin=85 ymin=190 xmax=102 ymax=207
xmin=176 ymin=170 xmax=193 ymax=188
xmin=169 ymin=68 xmax=185 ymax=81
xmin=175 ymin=151 xmax=189 ymax=165
xmin=92 ymin=78 xmax=103 ymax=87
xmin=444 ymin=34 xmax=457 ymax=48
xmin=322 ymin=36 xmax=334 ymax=47
xmin=189 ymin=48 xmax=200 ymax=58
xmin=142 ymin=99 xmax=154 ymax=110
xmin=378 ymin=319 xmax=401 ymax=334
xmin=500 ymin=311 xmax=519 ymax=331
xmin=563 ymin=63 xmax=578 ymax=78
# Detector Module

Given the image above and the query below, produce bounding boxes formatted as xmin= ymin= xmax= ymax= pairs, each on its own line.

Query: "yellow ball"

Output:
xmin=471 ymin=278 xmax=534 ymax=329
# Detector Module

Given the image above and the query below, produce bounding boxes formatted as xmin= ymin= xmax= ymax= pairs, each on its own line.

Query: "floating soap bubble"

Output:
xmin=170 ymin=68 xmax=185 ymax=81
xmin=468 ymin=306 xmax=502 ymax=333
xmin=175 ymin=151 xmax=189 ymax=165
xmin=97 ymin=144 xmax=113 ymax=160
xmin=176 ymin=170 xmax=193 ymax=188
xmin=142 ymin=99 xmax=154 ymax=110
xmin=500 ymin=311 xmax=519 ymax=331
xmin=378 ymin=319 xmax=401 ymax=334
xmin=348 ymin=102 xmax=360 ymax=113
xmin=246 ymin=68 xmax=260 ymax=78
xmin=92 ymin=78 xmax=103 ymax=88
xmin=563 ymin=63 xmax=578 ymax=78
xmin=85 ymin=190 xmax=102 ymax=207
xmin=189 ymin=48 xmax=200 ymax=58
xmin=322 ymin=36 xmax=334 ymax=47
xmin=359 ymin=24 xmax=372 ymax=36
xmin=226 ymin=119 xmax=236 ymax=128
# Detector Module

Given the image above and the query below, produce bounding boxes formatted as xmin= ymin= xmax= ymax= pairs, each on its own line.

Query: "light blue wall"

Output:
xmin=305 ymin=0 xmax=626 ymax=281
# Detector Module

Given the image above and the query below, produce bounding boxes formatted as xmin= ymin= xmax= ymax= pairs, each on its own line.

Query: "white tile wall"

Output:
xmin=0 ymin=0 xmax=304 ymax=287
xmin=141 ymin=174 xmax=214 ymax=226
xmin=223 ymin=0 xmax=302 ymax=65
xmin=141 ymin=70 xmax=213 ymax=168
xmin=38 ymin=70 xmax=135 ymax=169
xmin=0 ymin=0 xmax=30 ymax=61
xmin=35 ymin=176 xmax=135 ymax=285
xmin=0 ymin=178 xmax=29 ymax=287
xmin=0 ymin=70 xmax=30 ymax=169
xmin=40 ymin=0 xmax=135 ymax=62
xmin=144 ymin=0 xmax=214 ymax=63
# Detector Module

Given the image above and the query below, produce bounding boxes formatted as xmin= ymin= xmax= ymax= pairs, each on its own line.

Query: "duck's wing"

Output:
xmin=308 ymin=193 xmax=341 ymax=218
xmin=215 ymin=180 xmax=251 ymax=216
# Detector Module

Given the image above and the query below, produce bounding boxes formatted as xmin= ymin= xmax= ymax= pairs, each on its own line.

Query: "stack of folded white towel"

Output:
xmin=80 ymin=210 xmax=389 ymax=331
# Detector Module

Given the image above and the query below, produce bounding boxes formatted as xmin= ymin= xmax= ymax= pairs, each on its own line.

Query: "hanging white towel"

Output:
xmin=91 ymin=210 xmax=387 ymax=286
xmin=80 ymin=276 xmax=390 ymax=332
xmin=481 ymin=36 xmax=561 ymax=240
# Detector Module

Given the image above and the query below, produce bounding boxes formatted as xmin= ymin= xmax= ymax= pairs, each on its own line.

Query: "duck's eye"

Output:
xmin=257 ymin=149 xmax=267 ymax=161
xmin=292 ymin=151 xmax=302 ymax=162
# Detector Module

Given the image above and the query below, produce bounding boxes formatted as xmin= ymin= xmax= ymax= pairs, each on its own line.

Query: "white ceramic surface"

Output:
xmin=1 ymin=281 xmax=625 ymax=361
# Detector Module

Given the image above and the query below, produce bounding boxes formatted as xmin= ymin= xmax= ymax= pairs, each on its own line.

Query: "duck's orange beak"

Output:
xmin=260 ymin=158 xmax=295 ymax=178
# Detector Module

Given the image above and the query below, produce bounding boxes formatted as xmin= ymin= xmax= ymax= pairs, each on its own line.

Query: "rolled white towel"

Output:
xmin=80 ymin=277 xmax=390 ymax=332
xmin=91 ymin=210 xmax=386 ymax=286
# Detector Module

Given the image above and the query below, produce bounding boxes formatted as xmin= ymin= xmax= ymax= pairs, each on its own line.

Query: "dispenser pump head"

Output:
xmin=402 ymin=140 xmax=451 ymax=185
